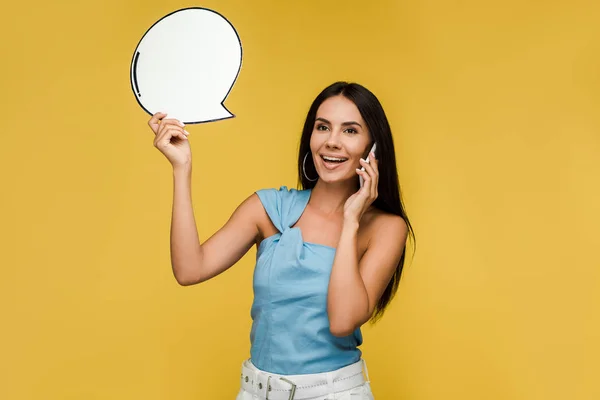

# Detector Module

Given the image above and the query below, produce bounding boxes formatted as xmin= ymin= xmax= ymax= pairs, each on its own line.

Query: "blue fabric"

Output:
xmin=250 ymin=186 xmax=363 ymax=375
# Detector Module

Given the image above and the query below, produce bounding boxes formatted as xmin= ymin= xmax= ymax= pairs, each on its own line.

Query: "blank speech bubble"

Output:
xmin=130 ymin=7 xmax=242 ymax=124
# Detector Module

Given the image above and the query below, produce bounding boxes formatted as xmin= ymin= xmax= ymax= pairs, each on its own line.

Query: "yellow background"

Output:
xmin=1 ymin=0 xmax=599 ymax=399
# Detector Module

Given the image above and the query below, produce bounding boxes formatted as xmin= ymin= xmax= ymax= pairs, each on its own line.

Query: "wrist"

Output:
xmin=173 ymin=162 xmax=192 ymax=175
xmin=342 ymin=218 xmax=360 ymax=232
xmin=173 ymin=165 xmax=192 ymax=184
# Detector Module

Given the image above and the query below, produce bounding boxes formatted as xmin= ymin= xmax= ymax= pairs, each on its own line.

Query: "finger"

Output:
xmin=158 ymin=121 xmax=188 ymax=141
xmin=362 ymin=156 xmax=379 ymax=179
xmin=359 ymin=159 xmax=378 ymax=198
xmin=171 ymin=129 xmax=188 ymax=141
xmin=155 ymin=126 xmax=188 ymax=147
xmin=157 ymin=120 xmax=188 ymax=138
xmin=365 ymin=154 xmax=379 ymax=174
xmin=369 ymin=151 xmax=378 ymax=170
xmin=157 ymin=120 xmax=185 ymax=136
xmin=356 ymin=168 xmax=371 ymax=193
xmin=163 ymin=118 xmax=185 ymax=128
xmin=367 ymin=154 xmax=379 ymax=198
xmin=359 ymin=158 xmax=377 ymax=179
xmin=148 ymin=112 xmax=168 ymax=129
xmin=156 ymin=119 xmax=171 ymax=137
xmin=165 ymin=127 xmax=189 ymax=142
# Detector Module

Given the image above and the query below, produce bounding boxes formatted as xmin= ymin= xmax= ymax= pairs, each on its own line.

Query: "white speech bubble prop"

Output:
xmin=130 ymin=8 xmax=242 ymax=124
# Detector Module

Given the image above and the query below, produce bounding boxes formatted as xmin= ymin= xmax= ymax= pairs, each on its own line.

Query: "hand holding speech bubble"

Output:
xmin=130 ymin=8 xmax=242 ymax=124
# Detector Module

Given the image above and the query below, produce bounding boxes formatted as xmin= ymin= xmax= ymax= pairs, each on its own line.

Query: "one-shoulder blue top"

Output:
xmin=249 ymin=186 xmax=363 ymax=375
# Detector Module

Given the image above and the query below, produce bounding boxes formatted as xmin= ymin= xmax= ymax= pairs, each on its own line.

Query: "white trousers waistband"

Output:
xmin=239 ymin=359 xmax=370 ymax=400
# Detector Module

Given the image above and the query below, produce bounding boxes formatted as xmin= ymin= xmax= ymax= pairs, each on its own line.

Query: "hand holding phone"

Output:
xmin=359 ymin=142 xmax=377 ymax=188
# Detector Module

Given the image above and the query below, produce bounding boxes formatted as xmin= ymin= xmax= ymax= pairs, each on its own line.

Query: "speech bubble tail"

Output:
xmin=204 ymin=104 xmax=234 ymax=122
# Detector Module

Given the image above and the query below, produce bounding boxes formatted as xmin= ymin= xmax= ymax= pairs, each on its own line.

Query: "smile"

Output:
xmin=320 ymin=155 xmax=349 ymax=170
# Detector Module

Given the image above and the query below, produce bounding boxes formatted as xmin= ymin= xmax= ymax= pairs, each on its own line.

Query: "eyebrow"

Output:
xmin=315 ymin=117 xmax=362 ymax=128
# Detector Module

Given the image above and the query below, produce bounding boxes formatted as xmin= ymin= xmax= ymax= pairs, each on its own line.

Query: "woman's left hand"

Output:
xmin=344 ymin=151 xmax=379 ymax=223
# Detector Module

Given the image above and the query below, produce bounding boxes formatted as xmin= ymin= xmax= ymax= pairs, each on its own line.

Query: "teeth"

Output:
xmin=323 ymin=156 xmax=348 ymax=162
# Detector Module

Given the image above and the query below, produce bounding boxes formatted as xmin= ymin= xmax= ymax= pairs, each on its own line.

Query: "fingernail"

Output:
xmin=184 ymin=130 xmax=190 ymax=135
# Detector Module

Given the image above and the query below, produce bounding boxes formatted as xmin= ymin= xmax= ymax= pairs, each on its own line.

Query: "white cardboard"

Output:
xmin=130 ymin=8 xmax=242 ymax=124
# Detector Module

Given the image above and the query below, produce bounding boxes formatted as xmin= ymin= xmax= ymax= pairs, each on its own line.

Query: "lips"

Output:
xmin=320 ymin=155 xmax=349 ymax=170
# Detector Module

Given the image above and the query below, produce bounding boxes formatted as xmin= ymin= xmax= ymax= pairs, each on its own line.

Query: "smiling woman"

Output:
xmin=147 ymin=81 xmax=415 ymax=399
xmin=309 ymin=97 xmax=371 ymax=182
xmin=297 ymin=82 xmax=415 ymax=322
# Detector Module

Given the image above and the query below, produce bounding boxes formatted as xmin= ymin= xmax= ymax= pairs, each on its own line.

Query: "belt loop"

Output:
xmin=362 ymin=359 xmax=371 ymax=383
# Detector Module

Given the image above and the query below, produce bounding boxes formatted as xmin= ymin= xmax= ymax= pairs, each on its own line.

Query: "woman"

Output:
xmin=148 ymin=82 xmax=415 ymax=399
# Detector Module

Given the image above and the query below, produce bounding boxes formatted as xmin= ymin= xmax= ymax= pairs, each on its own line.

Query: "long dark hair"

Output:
xmin=297 ymin=81 xmax=416 ymax=322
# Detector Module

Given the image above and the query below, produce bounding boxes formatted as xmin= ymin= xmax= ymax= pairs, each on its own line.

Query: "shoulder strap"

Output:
xmin=255 ymin=186 xmax=311 ymax=232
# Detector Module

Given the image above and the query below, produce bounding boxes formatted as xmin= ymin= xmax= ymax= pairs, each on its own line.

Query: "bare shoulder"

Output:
xmin=237 ymin=192 xmax=269 ymax=219
xmin=362 ymin=207 xmax=408 ymax=245
xmin=238 ymin=192 xmax=273 ymax=244
xmin=223 ymin=192 xmax=267 ymax=243
xmin=238 ymin=191 xmax=262 ymax=211
xmin=231 ymin=192 xmax=263 ymax=219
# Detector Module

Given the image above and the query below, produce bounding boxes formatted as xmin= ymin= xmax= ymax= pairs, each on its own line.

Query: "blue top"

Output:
xmin=249 ymin=186 xmax=363 ymax=375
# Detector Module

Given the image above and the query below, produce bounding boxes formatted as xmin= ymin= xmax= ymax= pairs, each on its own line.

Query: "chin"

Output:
xmin=317 ymin=172 xmax=353 ymax=185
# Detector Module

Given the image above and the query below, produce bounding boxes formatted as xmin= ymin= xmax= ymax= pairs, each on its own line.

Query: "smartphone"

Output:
xmin=359 ymin=142 xmax=377 ymax=188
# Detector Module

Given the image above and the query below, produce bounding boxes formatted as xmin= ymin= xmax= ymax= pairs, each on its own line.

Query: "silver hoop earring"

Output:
xmin=302 ymin=152 xmax=318 ymax=182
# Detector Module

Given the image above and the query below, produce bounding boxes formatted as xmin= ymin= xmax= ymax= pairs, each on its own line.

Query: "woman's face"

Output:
xmin=309 ymin=95 xmax=372 ymax=184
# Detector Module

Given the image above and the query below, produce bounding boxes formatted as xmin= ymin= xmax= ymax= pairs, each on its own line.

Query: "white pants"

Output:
xmin=235 ymin=359 xmax=375 ymax=400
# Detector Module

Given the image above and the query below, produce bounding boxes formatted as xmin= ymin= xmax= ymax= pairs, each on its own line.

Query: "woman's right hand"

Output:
xmin=148 ymin=112 xmax=191 ymax=168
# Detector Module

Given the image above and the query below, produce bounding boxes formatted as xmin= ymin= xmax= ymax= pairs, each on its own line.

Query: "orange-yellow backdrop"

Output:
xmin=1 ymin=0 xmax=599 ymax=399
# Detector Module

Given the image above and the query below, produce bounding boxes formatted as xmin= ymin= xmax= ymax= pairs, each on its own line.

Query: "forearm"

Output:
xmin=327 ymin=220 xmax=370 ymax=336
xmin=170 ymin=164 xmax=203 ymax=285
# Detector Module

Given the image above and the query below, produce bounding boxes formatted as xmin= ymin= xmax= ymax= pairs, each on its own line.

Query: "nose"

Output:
xmin=324 ymin=131 xmax=342 ymax=149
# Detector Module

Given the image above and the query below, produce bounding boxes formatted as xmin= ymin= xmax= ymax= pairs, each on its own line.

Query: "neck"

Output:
xmin=308 ymin=179 xmax=358 ymax=216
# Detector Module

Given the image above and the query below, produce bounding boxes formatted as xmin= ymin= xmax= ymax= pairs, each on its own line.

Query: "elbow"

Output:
xmin=171 ymin=254 xmax=204 ymax=286
xmin=330 ymin=327 xmax=355 ymax=338
xmin=173 ymin=270 xmax=202 ymax=286
xmin=327 ymin=298 xmax=372 ymax=336
xmin=329 ymin=320 xmax=357 ymax=337
xmin=175 ymin=277 xmax=199 ymax=286
xmin=329 ymin=309 xmax=371 ymax=337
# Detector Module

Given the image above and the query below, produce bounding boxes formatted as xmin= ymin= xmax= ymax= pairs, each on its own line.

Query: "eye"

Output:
xmin=316 ymin=124 xmax=329 ymax=131
xmin=344 ymin=128 xmax=358 ymax=134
